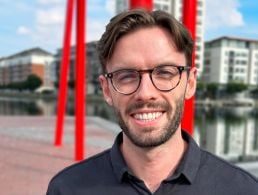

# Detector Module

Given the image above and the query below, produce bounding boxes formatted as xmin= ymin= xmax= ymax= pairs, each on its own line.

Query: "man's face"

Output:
xmin=99 ymin=27 xmax=196 ymax=148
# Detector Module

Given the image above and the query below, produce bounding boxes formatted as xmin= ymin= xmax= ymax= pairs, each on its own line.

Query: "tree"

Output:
xmin=206 ymin=83 xmax=219 ymax=98
xmin=226 ymin=82 xmax=248 ymax=94
xmin=197 ymin=81 xmax=205 ymax=91
xmin=24 ymin=74 xmax=42 ymax=91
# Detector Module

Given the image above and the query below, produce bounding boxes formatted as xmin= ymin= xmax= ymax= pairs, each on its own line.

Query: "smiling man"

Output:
xmin=47 ymin=9 xmax=258 ymax=195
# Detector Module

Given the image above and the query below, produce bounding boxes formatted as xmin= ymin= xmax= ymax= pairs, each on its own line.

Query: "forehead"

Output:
xmin=107 ymin=26 xmax=186 ymax=70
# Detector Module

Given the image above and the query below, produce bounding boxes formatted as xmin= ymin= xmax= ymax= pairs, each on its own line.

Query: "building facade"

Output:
xmin=203 ymin=36 xmax=258 ymax=86
xmin=115 ymin=0 xmax=206 ymax=77
xmin=0 ymin=48 xmax=55 ymax=89
xmin=55 ymin=41 xmax=102 ymax=94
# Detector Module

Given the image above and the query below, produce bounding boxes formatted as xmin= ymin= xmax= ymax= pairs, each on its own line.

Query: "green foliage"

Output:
xmin=24 ymin=74 xmax=42 ymax=91
xmin=0 ymin=74 xmax=42 ymax=91
xmin=206 ymin=83 xmax=219 ymax=98
xmin=197 ymin=81 xmax=205 ymax=91
xmin=226 ymin=82 xmax=248 ymax=94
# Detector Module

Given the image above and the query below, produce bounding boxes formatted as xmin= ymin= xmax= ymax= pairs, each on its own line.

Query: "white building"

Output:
xmin=0 ymin=48 xmax=55 ymax=89
xmin=115 ymin=0 xmax=206 ymax=77
xmin=203 ymin=36 xmax=258 ymax=86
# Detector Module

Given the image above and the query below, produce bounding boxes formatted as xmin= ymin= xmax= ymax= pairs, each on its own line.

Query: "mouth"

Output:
xmin=132 ymin=112 xmax=163 ymax=121
xmin=130 ymin=110 xmax=165 ymax=127
xmin=126 ymin=102 xmax=168 ymax=126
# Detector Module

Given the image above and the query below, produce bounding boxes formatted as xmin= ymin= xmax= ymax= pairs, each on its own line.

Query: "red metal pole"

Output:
xmin=75 ymin=0 xmax=86 ymax=161
xmin=55 ymin=0 xmax=74 ymax=146
xmin=129 ymin=0 xmax=153 ymax=11
xmin=182 ymin=0 xmax=197 ymax=135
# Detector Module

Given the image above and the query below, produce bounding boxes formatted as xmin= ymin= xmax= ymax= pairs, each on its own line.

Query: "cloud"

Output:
xmin=105 ymin=0 xmax=115 ymax=15
xmin=13 ymin=0 xmax=114 ymax=52
xmin=205 ymin=0 xmax=244 ymax=30
xmin=36 ymin=6 xmax=64 ymax=25
xmin=17 ymin=26 xmax=32 ymax=35
xmin=19 ymin=3 xmax=66 ymax=51
xmin=37 ymin=0 xmax=63 ymax=5
xmin=87 ymin=20 xmax=107 ymax=42
xmin=86 ymin=0 xmax=115 ymax=42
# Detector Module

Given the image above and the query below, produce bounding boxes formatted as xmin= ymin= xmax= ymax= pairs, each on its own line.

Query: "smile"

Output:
xmin=133 ymin=112 xmax=163 ymax=121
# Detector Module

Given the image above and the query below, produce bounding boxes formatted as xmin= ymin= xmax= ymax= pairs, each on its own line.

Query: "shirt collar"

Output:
xmin=110 ymin=130 xmax=201 ymax=184
xmin=110 ymin=132 xmax=129 ymax=182
xmin=170 ymin=130 xmax=201 ymax=184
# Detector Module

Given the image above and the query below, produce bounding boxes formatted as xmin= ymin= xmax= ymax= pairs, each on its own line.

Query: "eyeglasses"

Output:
xmin=105 ymin=64 xmax=191 ymax=95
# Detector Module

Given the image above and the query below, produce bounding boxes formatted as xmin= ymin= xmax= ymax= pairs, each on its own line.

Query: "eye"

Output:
xmin=154 ymin=66 xmax=178 ymax=79
xmin=113 ymin=70 xmax=138 ymax=83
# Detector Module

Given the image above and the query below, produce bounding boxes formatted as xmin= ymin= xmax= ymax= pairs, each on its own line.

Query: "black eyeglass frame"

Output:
xmin=104 ymin=64 xmax=191 ymax=95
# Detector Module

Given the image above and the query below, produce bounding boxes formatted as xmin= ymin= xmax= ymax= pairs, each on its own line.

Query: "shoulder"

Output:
xmin=199 ymin=149 xmax=258 ymax=193
xmin=47 ymin=149 xmax=112 ymax=192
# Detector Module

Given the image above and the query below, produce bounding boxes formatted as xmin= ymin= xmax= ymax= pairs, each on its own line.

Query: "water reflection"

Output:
xmin=195 ymin=106 xmax=258 ymax=162
xmin=0 ymin=97 xmax=257 ymax=163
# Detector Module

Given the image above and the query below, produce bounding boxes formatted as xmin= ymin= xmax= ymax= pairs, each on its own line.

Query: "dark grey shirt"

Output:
xmin=47 ymin=131 xmax=258 ymax=195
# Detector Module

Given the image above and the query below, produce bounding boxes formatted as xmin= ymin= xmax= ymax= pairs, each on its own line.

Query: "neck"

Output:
xmin=120 ymin=129 xmax=187 ymax=193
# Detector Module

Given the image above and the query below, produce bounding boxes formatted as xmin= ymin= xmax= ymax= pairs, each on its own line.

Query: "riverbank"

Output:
xmin=0 ymin=91 xmax=104 ymax=102
xmin=0 ymin=91 xmax=258 ymax=108
xmin=195 ymin=98 xmax=258 ymax=108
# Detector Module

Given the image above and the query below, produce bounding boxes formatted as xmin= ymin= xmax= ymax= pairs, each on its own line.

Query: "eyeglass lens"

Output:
xmin=110 ymin=65 xmax=184 ymax=95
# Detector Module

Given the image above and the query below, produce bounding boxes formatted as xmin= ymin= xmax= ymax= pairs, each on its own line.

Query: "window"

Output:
xmin=229 ymin=51 xmax=235 ymax=57
xmin=204 ymin=59 xmax=210 ymax=65
xmin=241 ymin=53 xmax=247 ymax=57
xmin=163 ymin=5 xmax=169 ymax=11
xmin=241 ymin=60 xmax=247 ymax=65
xmin=240 ymin=68 xmax=245 ymax=73
xmin=198 ymin=1 xmax=203 ymax=7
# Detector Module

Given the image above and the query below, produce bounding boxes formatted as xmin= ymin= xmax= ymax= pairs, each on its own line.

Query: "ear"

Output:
xmin=185 ymin=67 xmax=197 ymax=100
xmin=99 ymin=75 xmax=113 ymax=106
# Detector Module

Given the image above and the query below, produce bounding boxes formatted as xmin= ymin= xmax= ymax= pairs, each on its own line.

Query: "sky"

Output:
xmin=0 ymin=0 xmax=258 ymax=57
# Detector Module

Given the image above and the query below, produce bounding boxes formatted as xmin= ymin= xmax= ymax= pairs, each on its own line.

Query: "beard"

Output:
xmin=114 ymin=96 xmax=185 ymax=148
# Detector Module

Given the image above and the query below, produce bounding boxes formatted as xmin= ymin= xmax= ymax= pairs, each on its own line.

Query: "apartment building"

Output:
xmin=0 ymin=48 xmax=55 ymax=88
xmin=55 ymin=41 xmax=102 ymax=94
xmin=203 ymin=36 xmax=258 ymax=85
xmin=115 ymin=0 xmax=206 ymax=76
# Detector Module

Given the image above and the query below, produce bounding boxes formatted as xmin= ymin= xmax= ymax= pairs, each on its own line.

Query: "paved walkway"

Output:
xmin=0 ymin=116 xmax=119 ymax=195
xmin=0 ymin=116 xmax=257 ymax=195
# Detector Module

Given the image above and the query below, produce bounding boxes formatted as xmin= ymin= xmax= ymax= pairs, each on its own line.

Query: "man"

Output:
xmin=47 ymin=9 xmax=258 ymax=195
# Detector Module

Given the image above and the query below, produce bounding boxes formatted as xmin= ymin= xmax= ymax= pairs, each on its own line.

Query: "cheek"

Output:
xmin=112 ymin=94 xmax=130 ymax=113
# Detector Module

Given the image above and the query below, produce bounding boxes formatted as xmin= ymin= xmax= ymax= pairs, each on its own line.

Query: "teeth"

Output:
xmin=134 ymin=112 xmax=162 ymax=121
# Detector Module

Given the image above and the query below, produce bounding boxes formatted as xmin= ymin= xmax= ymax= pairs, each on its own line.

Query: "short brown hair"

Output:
xmin=97 ymin=9 xmax=193 ymax=72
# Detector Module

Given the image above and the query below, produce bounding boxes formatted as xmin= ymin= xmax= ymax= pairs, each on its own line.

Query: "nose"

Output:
xmin=134 ymin=73 xmax=158 ymax=101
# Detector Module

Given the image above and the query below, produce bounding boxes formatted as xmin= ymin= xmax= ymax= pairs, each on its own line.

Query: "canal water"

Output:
xmin=0 ymin=96 xmax=257 ymax=163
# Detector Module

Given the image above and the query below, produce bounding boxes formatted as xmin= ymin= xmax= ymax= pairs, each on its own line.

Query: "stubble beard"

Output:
xmin=114 ymin=96 xmax=185 ymax=148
